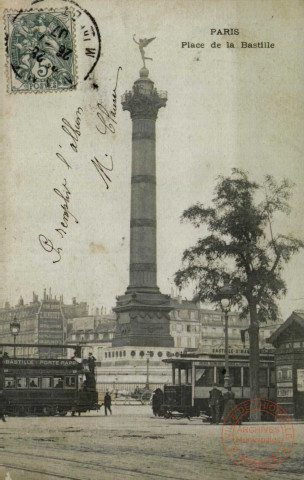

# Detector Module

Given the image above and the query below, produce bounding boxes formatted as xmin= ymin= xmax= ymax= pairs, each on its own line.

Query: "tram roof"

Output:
xmin=163 ymin=350 xmax=274 ymax=365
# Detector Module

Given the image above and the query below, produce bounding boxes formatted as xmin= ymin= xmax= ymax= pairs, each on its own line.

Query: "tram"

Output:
xmin=0 ymin=344 xmax=100 ymax=416
xmin=162 ymin=349 xmax=276 ymax=421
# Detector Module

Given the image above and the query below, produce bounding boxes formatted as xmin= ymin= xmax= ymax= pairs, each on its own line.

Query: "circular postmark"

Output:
xmin=221 ymin=399 xmax=294 ymax=471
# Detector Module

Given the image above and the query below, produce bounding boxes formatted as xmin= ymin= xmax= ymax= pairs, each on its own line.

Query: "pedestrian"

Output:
xmin=222 ymin=386 xmax=235 ymax=420
xmin=104 ymin=391 xmax=112 ymax=416
xmin=0 ymin=392 xmax=8 ymax=422
xmin=151 ymin=391 xmax=159 ymax=416
xmin=208 ymin=384 xmax=223 ymax=424
xmin=222 ymin=386 xmax=241 ymax=424
xmin=87 ymin=353 xmax=96 ymax=375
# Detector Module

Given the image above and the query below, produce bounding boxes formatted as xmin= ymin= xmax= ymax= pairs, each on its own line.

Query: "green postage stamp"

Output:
xmin=5 ymin=10 xmax=76 ymax=93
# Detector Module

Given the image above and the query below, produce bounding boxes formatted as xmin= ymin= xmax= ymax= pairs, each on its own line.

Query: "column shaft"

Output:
xmin=129 ymin=118 xmax=157 ymax=287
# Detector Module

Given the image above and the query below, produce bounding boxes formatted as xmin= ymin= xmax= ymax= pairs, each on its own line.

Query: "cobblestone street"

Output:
xmin=0 ymin=406 xmax=302 ymax=480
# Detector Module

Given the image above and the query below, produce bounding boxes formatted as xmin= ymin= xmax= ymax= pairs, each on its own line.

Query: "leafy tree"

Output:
xmin=174 ymin=169 xmax=303 ymax=420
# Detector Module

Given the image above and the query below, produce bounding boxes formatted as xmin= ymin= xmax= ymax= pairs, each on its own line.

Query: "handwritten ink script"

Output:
xmin=39 ymin=66 xmax=122 ymax=263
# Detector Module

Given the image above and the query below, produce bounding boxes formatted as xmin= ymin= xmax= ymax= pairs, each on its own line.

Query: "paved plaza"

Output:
xmin=0 ymin=406 xmax=302 ymax=480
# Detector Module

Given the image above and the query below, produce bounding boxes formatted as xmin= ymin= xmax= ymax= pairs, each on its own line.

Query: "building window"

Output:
xmin=158 ymin=351 xmax=163 ymax=357
xmin=105 ymin=352 xmax=107 ymax=359
xmin=139 ymin=351 xmax=145 ymax=357
xmin=277 ymin=365 xmax=292 ymax=381
xmin=123 ymin=351 xmax=126 ymax=357
xmin=119 ymin=351 xmax=122 ymax=357
xmin=131 ymin=350 xmax=136 ymax=357
xmin=187 ymin=325 xmax=191 ymax=332
xmin=277 ymin=388 xmax=293 ymax=398
xmin=176 ymin=337 xmax=181 ymax=347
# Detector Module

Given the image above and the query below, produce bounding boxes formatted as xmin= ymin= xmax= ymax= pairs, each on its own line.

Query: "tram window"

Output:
xmin=259 ymin=368 xmax=267 ymax=387
xmin=29 ymin=377 xmax=39 ymax=388
xmin=5 ymin=377 xmax=15 ymax=388
xmin=195 ymin=367 xmax=214 ymax=386
xmin=230 ymin=367 xmax=241 ymax=386
xmin=17 ymin=377 xmax=27 ymax=388
xmin=54 ymin=377 xmax=64 ymax=388
xmin=41 ymin=377 xmax=52 ymax=388
xmin=65 ymin=376 xmax=76 ymax=388
xmin=216 ymin=368 xmax=225 ymax=386
xmin=180 ymin=370 xmax=186 ymax=384
xmin=243 ymin=368 xmax=250 ymax=387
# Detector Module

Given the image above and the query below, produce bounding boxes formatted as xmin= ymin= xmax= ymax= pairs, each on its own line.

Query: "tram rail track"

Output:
xmin=0 ymin=442 xmax=303 ymax=479
xmin=0 ymin=448 xmax=190 ymax=480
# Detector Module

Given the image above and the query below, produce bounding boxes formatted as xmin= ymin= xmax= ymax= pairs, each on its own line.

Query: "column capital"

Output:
xmin=122 ymin=86 xmax=167 ymax=120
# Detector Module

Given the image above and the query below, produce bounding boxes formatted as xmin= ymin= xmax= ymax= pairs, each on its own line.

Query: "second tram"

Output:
xmin=162 ymin=350 xmax=276 ymax=420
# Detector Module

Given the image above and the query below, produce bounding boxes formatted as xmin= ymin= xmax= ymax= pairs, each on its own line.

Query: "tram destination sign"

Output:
xmin=2 ymin=358 xmax=78 ymax=368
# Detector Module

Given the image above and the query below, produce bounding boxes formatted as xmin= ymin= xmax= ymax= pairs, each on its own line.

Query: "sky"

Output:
xmin=1 ymin=0 xmax=304 ymax=320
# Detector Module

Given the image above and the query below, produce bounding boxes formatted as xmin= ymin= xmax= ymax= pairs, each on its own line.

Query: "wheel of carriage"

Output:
xmin=58 ymin=409 xmax=67 ymax=416
xmin=17 ymin=405 xmax=26 ymax=417
xmin=43 ymin=405 xmax=56 ymax=416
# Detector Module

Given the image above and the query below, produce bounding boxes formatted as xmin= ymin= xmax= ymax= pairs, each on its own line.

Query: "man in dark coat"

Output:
xmin=209 ymin=385 xmax=223 ymax=424
xmin=87 ymin=353 xmax=96 ymax=375
xmin=104 ymin=391 xmax=112 ymax=416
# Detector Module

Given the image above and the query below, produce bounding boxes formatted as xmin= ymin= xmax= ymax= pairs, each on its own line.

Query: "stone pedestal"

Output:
xmin=113 ymin=67 xmax=173 ymax=348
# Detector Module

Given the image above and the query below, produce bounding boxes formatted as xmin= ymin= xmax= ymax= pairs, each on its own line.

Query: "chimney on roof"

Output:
xmin=49 ymin=288 xmax=52 ymax=299
xmin=43 ymin=288 xmax=46 ymax=300
xmin=177 ymin=295 xmax=182 ymax=304
xmin=72 ymin=297 xmax=76 ymax=305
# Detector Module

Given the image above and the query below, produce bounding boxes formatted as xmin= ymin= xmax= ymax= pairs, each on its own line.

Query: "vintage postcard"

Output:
xmin=0 ymin=0 xmax=303 ymax=479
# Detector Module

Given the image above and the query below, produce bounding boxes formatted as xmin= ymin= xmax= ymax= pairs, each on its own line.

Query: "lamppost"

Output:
xmin=113 ymin=377 xmax=118 ymax=398
xmin=146 ymin=351 xmax=153 ymax=390
xmin=10 ymin=316 xmax=20 ymax=358
xmin=217 ymin=279 xmax=235 ymax=388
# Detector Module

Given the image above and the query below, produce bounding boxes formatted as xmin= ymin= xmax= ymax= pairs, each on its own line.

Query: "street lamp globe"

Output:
xmin=10 ymin=317 xmax=20 ymax=336
xmin=10 ymin=316 xmax=20 ymax=358
xmin=218 ymin=278 xmax=235 ymax=313
xmin=220 ymin=297 xmax=231 ymax=312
